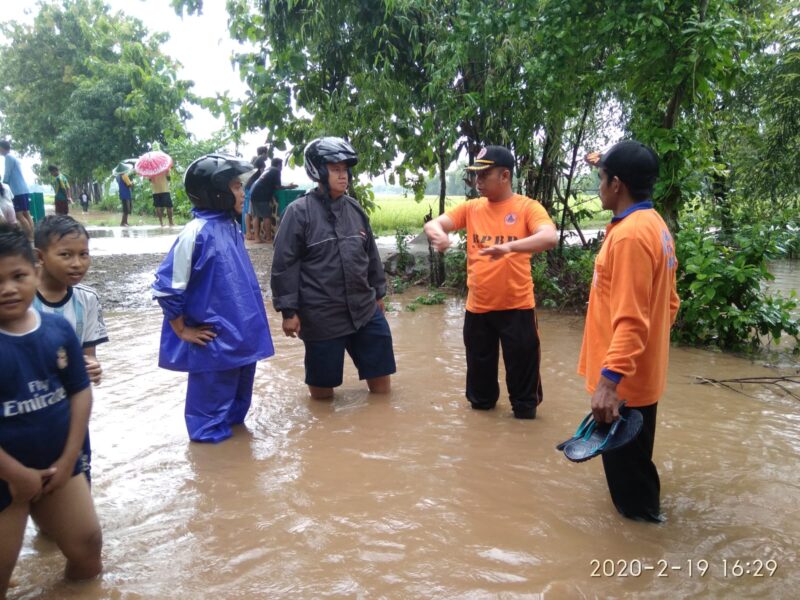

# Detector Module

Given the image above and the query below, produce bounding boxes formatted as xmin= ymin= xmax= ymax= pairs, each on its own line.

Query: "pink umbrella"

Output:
xmin=135 ymin=150 xmax=173 ymax=178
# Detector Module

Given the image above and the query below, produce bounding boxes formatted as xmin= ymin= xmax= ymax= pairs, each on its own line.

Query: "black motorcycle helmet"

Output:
xmin=184 ymin=154 xmax=255 ymax=211
xmin=304 ymin=137 xmax=358 ymax=189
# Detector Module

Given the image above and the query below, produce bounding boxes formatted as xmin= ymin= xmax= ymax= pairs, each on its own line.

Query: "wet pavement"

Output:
xmin=8 ymin=226 xmax=799 ymax=599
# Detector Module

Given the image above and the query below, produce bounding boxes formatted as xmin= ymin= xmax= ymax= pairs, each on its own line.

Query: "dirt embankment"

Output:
xmin=85 ymin=245 xmax=275 ymax=312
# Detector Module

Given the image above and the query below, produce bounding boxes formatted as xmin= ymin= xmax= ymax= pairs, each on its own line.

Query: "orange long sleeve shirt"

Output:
xmin=578 ymin=205 xmax=680 ymax=407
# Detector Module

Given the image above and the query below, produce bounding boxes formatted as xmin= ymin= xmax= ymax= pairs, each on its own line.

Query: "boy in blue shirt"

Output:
xmin=0 ymin=224 xmax=102 ymax=596
xmin=152 ymin=154 xmax=275 ymax=443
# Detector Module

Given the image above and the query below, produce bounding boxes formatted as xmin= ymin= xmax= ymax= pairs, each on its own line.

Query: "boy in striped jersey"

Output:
xmin=33 ymin=216 xmax=107 ymax=482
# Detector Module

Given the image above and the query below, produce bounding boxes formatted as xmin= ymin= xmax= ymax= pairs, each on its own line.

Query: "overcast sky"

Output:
xmin=0 ymin=0 xmax=288 ymax=184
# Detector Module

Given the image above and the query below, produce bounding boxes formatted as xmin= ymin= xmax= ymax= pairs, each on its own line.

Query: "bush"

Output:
xmin=673 ymin=214 xmax=799 ymax=352
xmin=435 ymin=232 xmax=595 ymax=311
xmin=414 ymin=291 xmax=447 ymax=305
xmin=394 ymin=227 xmax=413 ymax=274
xmin=443 ymin=232 xmax=467 ymax=292
xmin=772 ymin=210 xmax=800 ymax=259
xmin=531 ymin=246 xmax=596 ymax=311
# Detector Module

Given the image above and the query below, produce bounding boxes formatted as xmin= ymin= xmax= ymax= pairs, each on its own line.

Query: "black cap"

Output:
xmin=467 ymin=145 xmax=515 ymax=172
xmin=597 ymin=140 xmax=659 ymax=195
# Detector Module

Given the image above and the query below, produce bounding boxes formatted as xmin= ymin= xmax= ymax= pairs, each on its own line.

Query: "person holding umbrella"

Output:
xmin=135 ymin=149 xmax=174 ymax=227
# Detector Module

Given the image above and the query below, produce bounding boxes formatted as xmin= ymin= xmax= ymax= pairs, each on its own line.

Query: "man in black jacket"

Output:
xmin=270 ymin=137 xmax=395 ymax=399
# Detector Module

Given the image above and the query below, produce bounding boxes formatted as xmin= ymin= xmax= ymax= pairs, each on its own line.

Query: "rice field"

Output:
xmin=367 ymin=193 xmax=610 ymax=235
xmin=368 ymin=194 xmax=463 ymax=234
xmin=67 ymin=191 xmax=609 ymax=234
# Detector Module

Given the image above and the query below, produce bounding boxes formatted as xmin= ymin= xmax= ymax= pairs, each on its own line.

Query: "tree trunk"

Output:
xmin=558 ymin=96 xmax=592 ymax=252
xmin=712 ymin=141 xmax=733 ymax=236
xmin=429 ymin=144 xmax=447 ymax=287
xmin=531 ymin=118 xmax=564 ymax=214
xmin=655 ymin=0 xmax=709 ymax=233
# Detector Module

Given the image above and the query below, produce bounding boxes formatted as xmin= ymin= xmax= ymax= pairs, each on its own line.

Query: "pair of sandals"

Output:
xmin=556 ymin=402 xmax=643 ymax=463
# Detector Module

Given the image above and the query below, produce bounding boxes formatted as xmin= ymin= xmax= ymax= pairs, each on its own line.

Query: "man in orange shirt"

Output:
xmin=424 ymin=146 xmax=558 ymax=419
xmin=580 ymin=140 xmax=680 ymax=523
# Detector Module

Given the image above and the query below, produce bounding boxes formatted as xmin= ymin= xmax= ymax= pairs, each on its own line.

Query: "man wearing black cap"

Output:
xmin=424 ymin=145 xmax=558 ymax=419
xmin=581 ymin=140 xmax=680 ymax=522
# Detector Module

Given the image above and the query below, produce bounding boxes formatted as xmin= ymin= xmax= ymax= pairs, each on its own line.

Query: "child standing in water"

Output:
xmin=152 ymin=154 xmax=274 ymax=443
xmin=0 ymin=224 xmax=102 ymax=597
xmin=33 ymin=216 xmax=108 ymax=483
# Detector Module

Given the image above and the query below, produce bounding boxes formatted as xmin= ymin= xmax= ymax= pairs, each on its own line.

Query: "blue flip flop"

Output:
xmin=556 ymin=403 xmax=644 ymax=463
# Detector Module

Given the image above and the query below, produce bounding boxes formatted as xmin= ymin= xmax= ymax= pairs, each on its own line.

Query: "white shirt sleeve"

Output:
xmin=82 ymin=291 xmax=109 ymax=347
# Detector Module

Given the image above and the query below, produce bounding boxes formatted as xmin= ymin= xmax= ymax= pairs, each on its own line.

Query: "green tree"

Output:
xmin=0 ymin=0 xmax=193 ymax=187
xmin=173 ymin=0 xmax=797 ymax=231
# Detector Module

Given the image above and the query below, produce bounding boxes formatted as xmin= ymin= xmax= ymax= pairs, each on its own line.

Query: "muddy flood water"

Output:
xmin=8 ymin=227 xmax=800 ymax=599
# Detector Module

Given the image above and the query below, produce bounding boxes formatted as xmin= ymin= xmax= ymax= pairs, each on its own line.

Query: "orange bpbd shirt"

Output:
xmin=577 ymin=207 xmax=680 ymax=407
xmin=446 ymin=194 xmax=554 ymax=313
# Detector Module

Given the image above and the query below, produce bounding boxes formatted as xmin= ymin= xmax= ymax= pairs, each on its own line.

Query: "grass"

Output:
xmin=369 ymin=194 xmax=463 ymax=235
xmin=49 ymin=190 xmax=609 ymax=233
xmin=558 ymin=193 xmax=611 ymax=230
xmin=367 ymin=192 xmax=611 ymax=235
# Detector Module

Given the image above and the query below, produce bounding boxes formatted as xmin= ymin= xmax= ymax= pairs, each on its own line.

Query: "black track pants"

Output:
xmin=463 ymin=309 xmax=543 ymax=418
xmin=601 ymin=403 xmax=661 ymax=522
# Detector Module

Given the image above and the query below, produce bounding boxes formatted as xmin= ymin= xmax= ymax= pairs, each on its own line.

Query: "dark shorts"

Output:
xmin=153 ymin=192 xmax=173 ymax=208
xmin=0 ymin=411 xmax=86 ymax=512
xmin=55 ymin=199 xmax=69 ymax=215
xmin=1 ymin=458 xmax=84 ymax=512
xmin=12 ymin=193 xmax=30 ymax=212
xmin=251 ymin=199 xmax=273 ymax=219
xmin=303 ymin=307 xmax=396 ymax=388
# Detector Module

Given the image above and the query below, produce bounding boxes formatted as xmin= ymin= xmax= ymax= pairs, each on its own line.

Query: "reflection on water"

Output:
xmin=87 ymin=226 xmax=178 ymax=239
xmin=87 ymin=225 xmax=181 ymax=256
xmin=9 ymin=293 xmax=799 ymax=599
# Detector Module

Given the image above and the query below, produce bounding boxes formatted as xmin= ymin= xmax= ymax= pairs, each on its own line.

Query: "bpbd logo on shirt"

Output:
xmin=504 ymin=213 xmax=517 ymax=225
xmin=472 ymin=233 xmax=519 ymax=248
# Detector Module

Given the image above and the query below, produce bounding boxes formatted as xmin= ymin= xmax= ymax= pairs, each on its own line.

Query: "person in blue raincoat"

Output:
xmin=152 ymin=154 xmax=274 ymax=443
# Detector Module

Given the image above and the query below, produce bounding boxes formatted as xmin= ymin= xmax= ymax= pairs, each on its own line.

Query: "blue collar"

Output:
xmin=611 ymin=200 xmax=653 ymax=223
xmin=192 ymin=208 xmax=237 ymax=221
